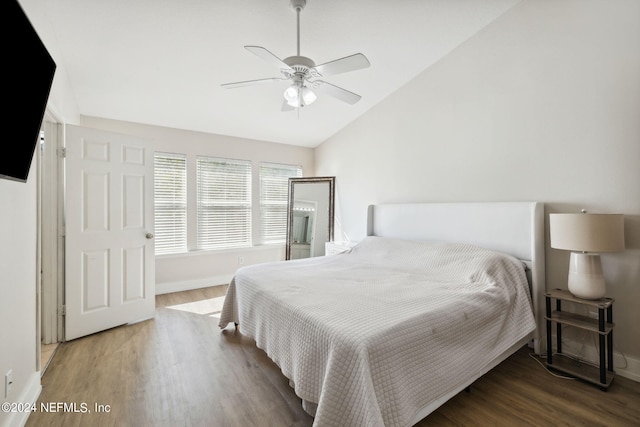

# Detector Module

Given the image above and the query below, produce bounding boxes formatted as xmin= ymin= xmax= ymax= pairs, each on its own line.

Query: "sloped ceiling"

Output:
xmin=21 ymin=0 xmax=521 ymax=147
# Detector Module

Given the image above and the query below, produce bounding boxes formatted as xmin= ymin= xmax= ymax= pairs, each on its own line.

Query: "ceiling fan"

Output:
xmin=221 ymin=0 xmax=370 ymax=111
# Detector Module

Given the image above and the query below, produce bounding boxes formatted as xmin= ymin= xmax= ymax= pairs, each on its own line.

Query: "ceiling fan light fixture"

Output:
xmin=283 ymin=84 xmax=299 ymax=102
xmin=221 ymin=0 xmax=370 ymax=111
xmin=302 ymin=86 xmax=317 ymax=105
xmin=284 ymin=84 xmax=316 ymax=108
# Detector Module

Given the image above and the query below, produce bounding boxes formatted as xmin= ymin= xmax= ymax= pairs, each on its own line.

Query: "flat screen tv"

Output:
xmin=1 ymin=0 xmax=56 ymax=183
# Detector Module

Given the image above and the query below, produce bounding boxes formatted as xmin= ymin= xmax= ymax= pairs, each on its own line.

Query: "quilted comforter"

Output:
xmin=218 ymin=236 xmax=536 ymax=427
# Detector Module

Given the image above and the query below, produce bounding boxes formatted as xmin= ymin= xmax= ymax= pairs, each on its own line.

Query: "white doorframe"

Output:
xmin=39 ymin=110 xmax=65 ymax=367
xmin=36 ymin=128 xmax=42 ymax=373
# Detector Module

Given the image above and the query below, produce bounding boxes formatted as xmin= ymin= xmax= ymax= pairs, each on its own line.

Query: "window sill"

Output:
xmin=156 ymin=243 xmax=285 ymax=259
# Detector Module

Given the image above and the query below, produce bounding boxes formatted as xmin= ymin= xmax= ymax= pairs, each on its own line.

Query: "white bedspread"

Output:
xmin=219 ymin=236 xmax=536 ymax=427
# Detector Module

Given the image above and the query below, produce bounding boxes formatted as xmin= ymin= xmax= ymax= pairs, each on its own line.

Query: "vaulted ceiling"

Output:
xmin=21 ymin=0 xmax=521 ymax=147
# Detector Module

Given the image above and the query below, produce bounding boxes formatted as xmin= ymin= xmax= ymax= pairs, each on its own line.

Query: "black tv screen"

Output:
xmin=1 ymin=0 xmax=56 ymax=183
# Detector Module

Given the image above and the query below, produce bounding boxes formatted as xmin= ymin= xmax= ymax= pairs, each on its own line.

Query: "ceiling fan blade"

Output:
xmin=312 ymin=53 xmax=370 ymax=77
xmin=245 ymin=45 xmax=293 ymax=72
xmin=281 ymin=100 xmax=295 ymax=112
xmin=312 ymin=80 xmax=362 ymax=105
xmin=221 ymin=77 xmax=288 ymax=89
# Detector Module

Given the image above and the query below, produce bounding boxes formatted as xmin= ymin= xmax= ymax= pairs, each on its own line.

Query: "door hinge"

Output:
xmin=57 ymin=147 xmax=67 ymax=158
xmin=58 ymin=305 xmax=66 ymax=316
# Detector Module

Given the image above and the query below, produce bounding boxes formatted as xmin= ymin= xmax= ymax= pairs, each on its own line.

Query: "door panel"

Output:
xmin=65 ymin=125 xmax=155 ymax=341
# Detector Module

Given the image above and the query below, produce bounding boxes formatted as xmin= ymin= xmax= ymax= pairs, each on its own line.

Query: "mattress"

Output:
xmin=219 ymin=236 xmax=536 ymax=427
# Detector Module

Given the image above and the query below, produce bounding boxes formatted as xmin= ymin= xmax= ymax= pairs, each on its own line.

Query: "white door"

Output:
xmin=65 ymin=125 xmax=155 ymax=341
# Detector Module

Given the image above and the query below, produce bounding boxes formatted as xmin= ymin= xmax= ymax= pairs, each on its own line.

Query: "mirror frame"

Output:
xmin=286 ymin=176 xmax=335 ymax=260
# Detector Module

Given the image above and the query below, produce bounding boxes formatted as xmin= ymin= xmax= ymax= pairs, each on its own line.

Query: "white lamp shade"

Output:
xmin=549 ymin=213 xmax=625 ymax=253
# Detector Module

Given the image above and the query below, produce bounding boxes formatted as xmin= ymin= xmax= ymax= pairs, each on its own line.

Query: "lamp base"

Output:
xmin=567 ymin=252 xmax=606 ymax=300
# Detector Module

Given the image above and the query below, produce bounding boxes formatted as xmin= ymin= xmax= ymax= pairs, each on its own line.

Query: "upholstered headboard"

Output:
xmin=367 ymin=202 xmax=545 ymax=354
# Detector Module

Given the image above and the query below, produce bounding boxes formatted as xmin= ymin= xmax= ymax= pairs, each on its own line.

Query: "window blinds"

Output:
xmin=197 ymin=156 xmax=252 ymax=250
xmin=260 ymin=162 xmax=302 ymax=244
xmin=154 ymin=153 xmax=187 ymax=255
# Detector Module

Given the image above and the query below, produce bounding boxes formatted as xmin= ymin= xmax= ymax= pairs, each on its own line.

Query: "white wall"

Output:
xmin=0 ymin=165 xmax=41 ymax=427
xmin=315 ymin=0 xmax=640 ymax=379
xmin=81 ymin=116 xmax=314 ymax=294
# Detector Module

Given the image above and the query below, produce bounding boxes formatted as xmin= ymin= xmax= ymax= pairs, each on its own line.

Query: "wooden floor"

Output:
xmin=27 ymin=286 xmax=640 ymax=427
xmin=40 ymin=342 xmax=59 ymax=376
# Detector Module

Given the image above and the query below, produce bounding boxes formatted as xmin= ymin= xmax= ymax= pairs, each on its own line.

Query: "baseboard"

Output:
xmin=4 ymin=371 xmax=41 ymax=427
xmin=616 ymin=355 xmax=640 ymax=383
xmin=155 ymin=275 xmax=233 ymax=295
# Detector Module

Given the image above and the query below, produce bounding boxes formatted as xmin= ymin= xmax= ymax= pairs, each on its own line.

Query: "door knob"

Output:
xmin=145 ymin=233 xmax=154 ymax=239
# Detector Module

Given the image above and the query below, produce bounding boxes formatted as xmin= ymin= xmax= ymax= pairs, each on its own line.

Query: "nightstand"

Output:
xmin=544 ymin=289 xmax=615 ymax=390
xmin=325 ymin=241 xmax=356 ymax=255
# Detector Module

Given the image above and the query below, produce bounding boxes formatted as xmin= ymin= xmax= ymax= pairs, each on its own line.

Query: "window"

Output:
xmin=197 ymin=156 xmax=252 ymax=250
xmin=154 ymin=153 xmax=187 ymax=255
xmin=260 ymin=162 xmax=302 ymax=244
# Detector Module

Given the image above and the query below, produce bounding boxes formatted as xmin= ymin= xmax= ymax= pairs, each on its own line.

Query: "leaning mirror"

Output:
xmin=286 ymin=177 xmax=335 ymax=260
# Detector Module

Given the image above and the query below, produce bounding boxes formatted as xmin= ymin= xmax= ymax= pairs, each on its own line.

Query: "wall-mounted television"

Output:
xmin=1 ymin=0 xmax=56 ymax=183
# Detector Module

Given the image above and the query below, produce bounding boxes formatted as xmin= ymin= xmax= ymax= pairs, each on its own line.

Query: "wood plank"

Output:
xmin=547 ymin=311 xmax=615 ymax=334
xmin=545 ymin=354 xmax=614 ymax=389
xmin=546 ymin=289 xmax=614 ymax=308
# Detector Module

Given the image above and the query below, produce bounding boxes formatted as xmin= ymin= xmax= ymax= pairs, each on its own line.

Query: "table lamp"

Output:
xmin=549 ymin=211 xmax=625 ymax=300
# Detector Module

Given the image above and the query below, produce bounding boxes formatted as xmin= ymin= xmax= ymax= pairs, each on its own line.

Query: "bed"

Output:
xmin=219 ymin=202 xmax=545 ymax=426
